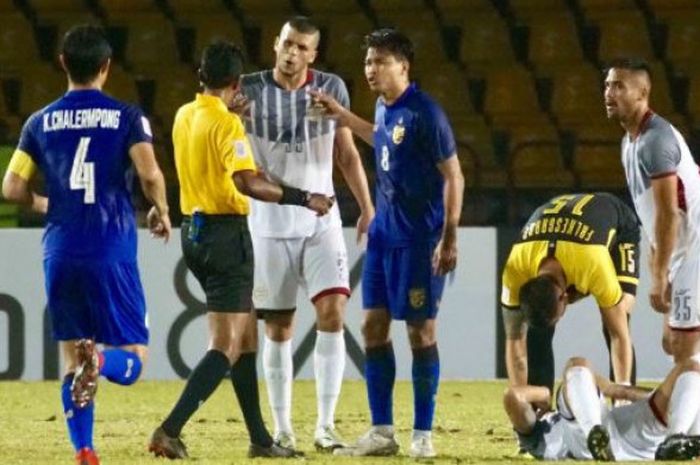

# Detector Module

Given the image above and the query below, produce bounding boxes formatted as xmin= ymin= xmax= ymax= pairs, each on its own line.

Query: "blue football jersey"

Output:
xmin=17 ymin=89 xmax=152 ymax=260
xmin=370 ymin=83 xmax=456 ymax=246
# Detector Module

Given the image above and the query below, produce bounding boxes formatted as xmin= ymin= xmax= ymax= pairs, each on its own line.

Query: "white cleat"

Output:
xmin=314 ymin=425 xmax=348 ymax=452
xmin=333 ymin=428 xmax=399 ymax=457
xmin=409 ymin=435 xmax=437 ymax=458
xmin=273 ymin=431 xmax=297 ymax=450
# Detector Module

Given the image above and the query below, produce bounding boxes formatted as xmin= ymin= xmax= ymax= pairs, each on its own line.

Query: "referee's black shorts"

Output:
xmin=181 ymin=214 xmax=253 ymax=312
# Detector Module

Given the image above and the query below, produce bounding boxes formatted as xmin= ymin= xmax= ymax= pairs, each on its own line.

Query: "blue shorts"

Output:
xmin=44 ymin=258 xmax=148 ymax=345
xmin=362 ymin=239 xmax=445 ymax=322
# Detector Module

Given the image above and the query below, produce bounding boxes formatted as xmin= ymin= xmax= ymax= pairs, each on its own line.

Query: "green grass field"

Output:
xmin=0 ymin=379 xmax=666 ymax=464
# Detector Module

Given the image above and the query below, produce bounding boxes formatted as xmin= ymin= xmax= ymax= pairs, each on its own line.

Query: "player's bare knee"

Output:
xmin=361 ymin=317 xmax=389 ymax=346
xmin=503 ymin=386 xmax=521 ymax=409
xmin=407 ymin=320 xmax=436 ymax=349
xmin=565 ymin=356 xmax=591 ymax=370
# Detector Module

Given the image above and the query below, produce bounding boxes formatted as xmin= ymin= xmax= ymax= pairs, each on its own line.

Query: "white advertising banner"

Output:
xmin=0 ymin=228 xmax=671 ymax=380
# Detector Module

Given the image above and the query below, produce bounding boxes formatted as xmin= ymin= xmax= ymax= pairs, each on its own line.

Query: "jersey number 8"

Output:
xmin=70 ymin=137 xmax=95 ymax=204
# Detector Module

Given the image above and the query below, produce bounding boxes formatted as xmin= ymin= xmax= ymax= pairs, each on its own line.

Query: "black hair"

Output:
xmin=520 ymin=275 xmax=560 ymax=328
xmin=61 ymin=24 xmax=112 ymax=85
xmin=198 ymin=40 xmax=244 ymax=89
xmin=286 ymin=15 xmax=319 ymax=36
xmin=604 ymin=57 xmax=652 ymax=82
xmin=364 ymin=28 xmax=414 ymax=65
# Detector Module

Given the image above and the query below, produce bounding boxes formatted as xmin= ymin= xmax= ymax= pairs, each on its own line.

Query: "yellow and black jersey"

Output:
xmin=502 ymin=193 xmax=640 ymax=310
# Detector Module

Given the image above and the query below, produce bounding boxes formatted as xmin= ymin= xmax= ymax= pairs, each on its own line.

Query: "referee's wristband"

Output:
xmin=278 ymin=185 xmax=310 ymax=206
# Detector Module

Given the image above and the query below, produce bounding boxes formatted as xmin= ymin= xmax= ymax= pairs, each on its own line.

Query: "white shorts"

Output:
xmin=669 ymin=252 xmax=700 ymax=330
xmin=251 ymin=226 xmax=350 ymax=310
xmin=606 ymin=395 xmax=666 ymax=461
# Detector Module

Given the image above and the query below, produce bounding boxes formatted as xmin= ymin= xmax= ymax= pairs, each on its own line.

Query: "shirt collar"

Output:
xmin=195 ymin=93 xmax=229 ymax=112
xmin=383 ymin=82 xmax=416 ymax=108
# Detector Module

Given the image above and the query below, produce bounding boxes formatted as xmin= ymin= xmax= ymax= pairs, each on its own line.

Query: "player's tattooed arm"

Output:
xmin=503 ymin=306 xmax=528 ymax=386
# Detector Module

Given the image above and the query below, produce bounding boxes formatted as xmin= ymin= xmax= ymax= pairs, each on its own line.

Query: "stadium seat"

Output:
xmin=459 ymin=12 xmax=516 ymax=75
xmin=368 ymin=0 xmax=427 ymax=13
xmin=526 ymin=13 xmax=584 ymax=75
xmin=167 ymin=0 xmax=227 ymax=15
xmin=375 ymin=12 xmax=447 ymax=69
xmin=186 ymin=14 xmax=245 ymax=63
xmin=452 ymin=118 xmax=507 ymax=188
xmin=321 ymin=13 xmax=373 ymax=76
xmin=509 ymin=0 xmax=569 ymax=20
xmin=483 ymin=66 xmax=549 ymax=129
xmin=300 ymin=0 xmax=361 ymax=14
xmin=434 ymin=0 xmax=498 ymax=25
xmin=578 ymin=0 xmax=638 ymax=20
xmin=647 ymin=0 xmax=699 ymax=20
xmin=99 ymin=0 xmax=159 ymax=18
xmin=416 ymin=64 xmax=475 ymax=123
xmin=103 ymin=62 xmax=140 ymax=105
xmin=27 ymin=0 xmax=92 ymax=14
xmin=688 ymin=75 xmax=700 ymax=126
xmin=647 ymin=61 xmax=676 ymax=116
xmin=349 ymin=74 xmax=376 ymax=120
xmin=18 ymin=64 xmax=65 ymax=116
xmin=0 ymin=13 xmax=40 ymax=74
xmin=596 ymin=12 xmax=654 ymax=63
xmin=550 ymin=64 xmax=605 ymax=130
xmin=664 ymin=13 xmax=700 ymax=75
xmin=574 ymin=123 xmax=623 ymax=143
xmin=152 ymin=65 xmax=199 ymax=129
xmin=122 ymin=15 xmax=180 ymax=72
xmin=509 ymin=144 xmax=575 ymax=188
xmin=573 ymin=143 xmax=626 ymax=189
xmin=507 ymin=122 xmax=560 ymax=150
xmin=237 ymin=0 xmax=294 ymax=17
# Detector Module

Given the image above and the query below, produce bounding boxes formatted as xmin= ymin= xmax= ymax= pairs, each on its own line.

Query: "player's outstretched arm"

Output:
xmin=432 ymin=155 xmax=464 ymax=275
xmin=334 ymin=127 xmax=374 ymax=243
xmin=600 ymin=293 xmax=634 ymax=385
xmin=129 ymin=142 xmax=171 ymax=242
xmin=503 ymin=306 xmax=528 ymax=386
xmin=308 ymin=89 xmax=375 ymax=146
xmin=232 ymin=169 xmax=334 ymax=216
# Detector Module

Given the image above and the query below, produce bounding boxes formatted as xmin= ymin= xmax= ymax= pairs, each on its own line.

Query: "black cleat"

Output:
xmin=248 ymin=442 xmax=304 ymax=458
xmin=656 ymin=434 xmax=700 ymax=461
xmin=587 ymin=424 xmax=615 ymax=461
xmin=148 ymin=426 xmax=188 ymax=459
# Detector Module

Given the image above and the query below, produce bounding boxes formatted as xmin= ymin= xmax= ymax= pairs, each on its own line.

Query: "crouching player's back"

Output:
xmin=2 ymin=24 xmax=170 ymax=465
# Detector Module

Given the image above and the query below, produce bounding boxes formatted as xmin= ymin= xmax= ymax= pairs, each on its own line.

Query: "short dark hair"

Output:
xmin=604 ymin=57 xmax=652 ymax=82
xmin=61 ymin=24 xmax=112 ymax=85
xmin=364 ymin=28 xmax=414 ymax=65
xmin=286 ymin=15 xmax=319 ymax=36
xmin=198 ymin=41 xmax=244 ymax=89
xmin=520 ymin=275 xmax=560 ymax=328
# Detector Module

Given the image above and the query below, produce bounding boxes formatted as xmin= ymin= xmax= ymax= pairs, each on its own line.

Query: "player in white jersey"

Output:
xmin=505 ymin=356 xmax=700 ymax=461
xmin=237 ymin=16 xmax=374 ymax=451
xmin=604 ymin=58 xmax=700 ymax=362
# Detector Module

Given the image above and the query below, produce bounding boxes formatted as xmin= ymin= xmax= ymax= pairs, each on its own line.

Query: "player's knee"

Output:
xmin=564 ymin=356 xmax=590 ymax=370
xmin=361 ymin=318 xmax=388 ymax=346
xmin=503 ymin=386 xmax=523 ymax=410
xmin=316 ymin=311 xmax=343 ymax=332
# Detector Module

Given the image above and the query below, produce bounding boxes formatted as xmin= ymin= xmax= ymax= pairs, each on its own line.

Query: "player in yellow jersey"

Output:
xmin=502 ymin=193 xmax=640 ymax=393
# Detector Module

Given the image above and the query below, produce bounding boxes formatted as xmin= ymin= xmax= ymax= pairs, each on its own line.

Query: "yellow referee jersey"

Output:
xmin=173 ymin=93 xmax=256 ymax=215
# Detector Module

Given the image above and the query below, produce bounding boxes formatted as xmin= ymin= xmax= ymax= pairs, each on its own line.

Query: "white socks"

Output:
xmin=564 ymin=366 xmax=602 ymax=435
xmin=263 ymin=335 xmax=293 ymax=434
xmin=669 ymin=370 xmax=700 ymax=435
xmin=314 ymin=330 xmax=346 ymax=429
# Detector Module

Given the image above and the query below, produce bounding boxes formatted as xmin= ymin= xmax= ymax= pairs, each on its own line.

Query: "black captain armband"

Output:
xmin=278 ymin=185 xmax=311 ymax=206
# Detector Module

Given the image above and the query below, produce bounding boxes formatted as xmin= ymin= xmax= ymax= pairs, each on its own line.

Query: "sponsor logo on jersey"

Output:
xmin=234 ymin=140 xmax=248 ymax=158
xmin=409 ymin=287 xmax=426 ymax=309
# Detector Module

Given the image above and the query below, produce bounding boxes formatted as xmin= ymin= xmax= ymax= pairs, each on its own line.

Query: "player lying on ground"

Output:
xmin=504 ymin=356 xmax=700 ymax=461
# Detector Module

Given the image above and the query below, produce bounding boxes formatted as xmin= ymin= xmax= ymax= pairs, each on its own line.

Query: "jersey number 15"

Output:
xmin=70 ymin=137 xmax=95 ymax=204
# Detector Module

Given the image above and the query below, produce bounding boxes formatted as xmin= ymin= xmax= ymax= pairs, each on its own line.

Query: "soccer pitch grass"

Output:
xmin=0 ymin=379 xmax=640 ymax=464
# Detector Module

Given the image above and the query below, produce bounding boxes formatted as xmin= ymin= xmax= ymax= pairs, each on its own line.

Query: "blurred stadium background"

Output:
xmin=0 ymin=0 xmax=699 ymax=228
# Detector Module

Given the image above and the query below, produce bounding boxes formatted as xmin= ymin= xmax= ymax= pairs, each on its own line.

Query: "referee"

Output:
xmin=149 ymin=41 xmax=333 ymax=459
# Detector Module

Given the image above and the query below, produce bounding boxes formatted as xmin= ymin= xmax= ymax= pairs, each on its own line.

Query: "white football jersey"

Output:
xmin=241 ymin=69 xmax=349 ymax=238
xmin=622 ymin=113 xmax=700 ymax=281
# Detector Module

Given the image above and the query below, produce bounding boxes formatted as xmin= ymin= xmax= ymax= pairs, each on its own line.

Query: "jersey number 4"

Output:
xmin=70 ymin=137 xmax=95 ymax=204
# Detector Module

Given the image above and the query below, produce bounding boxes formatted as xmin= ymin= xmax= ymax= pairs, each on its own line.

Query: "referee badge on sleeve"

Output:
xmin=234 ymin=140 xmax=248 ymax=159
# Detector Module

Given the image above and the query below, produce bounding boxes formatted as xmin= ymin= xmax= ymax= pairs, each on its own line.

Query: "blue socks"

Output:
xmin=412 ymin=344 xmax=440 ymax=431
xmin=365 ymin=343 xmax=396 ymax=426
xmin=61 ymin=374 xmax=94 ymax=451
xmin=100 ymin=349 xmax=142 ymax=385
